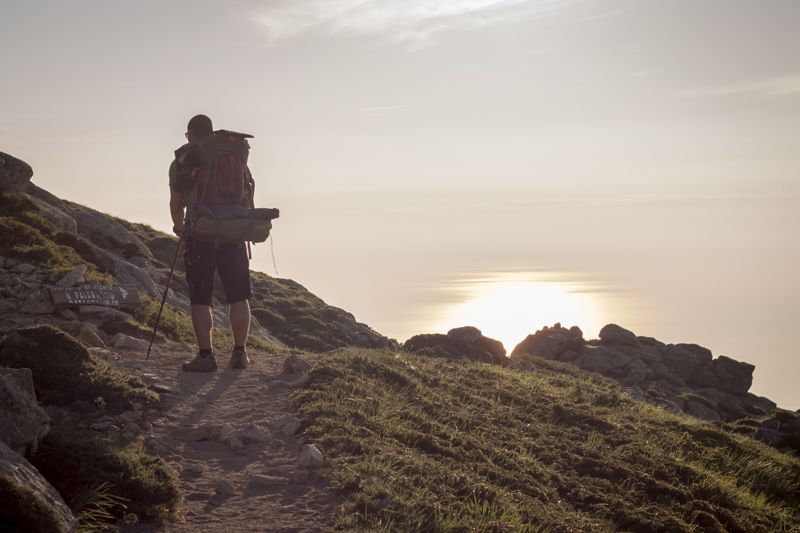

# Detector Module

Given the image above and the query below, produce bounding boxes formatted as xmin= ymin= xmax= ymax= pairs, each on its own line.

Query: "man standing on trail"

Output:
xmin=168 ymin=114 xmax=252 ymax=372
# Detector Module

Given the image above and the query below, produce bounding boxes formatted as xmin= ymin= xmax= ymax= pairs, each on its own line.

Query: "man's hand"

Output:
xmin=173 ymin=222 xmax=185 ymax=237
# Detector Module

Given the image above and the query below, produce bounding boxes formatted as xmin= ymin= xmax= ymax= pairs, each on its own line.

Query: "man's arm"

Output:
xmin=170 ymin=188 xmax=185 ymax=236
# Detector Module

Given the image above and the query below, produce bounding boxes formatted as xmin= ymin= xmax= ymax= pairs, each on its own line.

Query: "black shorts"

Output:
xmin=184 ymin=239 xmax=251 ymax=306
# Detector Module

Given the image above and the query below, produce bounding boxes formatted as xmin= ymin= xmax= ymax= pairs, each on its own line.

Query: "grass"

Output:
xmin=32 ymin=413 xmax=181 ymax=525
xmin=0 ymin=192 xmax=112 ymax=284
xmin=0 ymin=326 xmax=158 ymax=413
xmin=292 ymin=349 xmax=800 ymax=532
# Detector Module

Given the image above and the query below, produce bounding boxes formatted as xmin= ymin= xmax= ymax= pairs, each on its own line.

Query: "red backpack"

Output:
xmin=176 ymin=130 xmax=279 ymax=245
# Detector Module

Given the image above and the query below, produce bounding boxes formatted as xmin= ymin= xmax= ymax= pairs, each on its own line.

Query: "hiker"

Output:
xmin=168 ymin=114 xmax=252 ymax=372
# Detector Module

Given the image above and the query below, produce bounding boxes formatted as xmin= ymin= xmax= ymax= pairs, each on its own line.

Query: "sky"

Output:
xmin=1 ymin=1 xmax=799 ymax=408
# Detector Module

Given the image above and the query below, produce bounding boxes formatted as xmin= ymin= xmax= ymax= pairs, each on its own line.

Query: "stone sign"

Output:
xmin=49 ymin=284 xmax=140 ymax=309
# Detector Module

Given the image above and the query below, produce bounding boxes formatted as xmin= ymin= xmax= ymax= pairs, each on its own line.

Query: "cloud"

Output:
xmin=254 ymin=0 xmax=580 ymax=48
xmin=682 ymin=73 xmax=800 ymax=99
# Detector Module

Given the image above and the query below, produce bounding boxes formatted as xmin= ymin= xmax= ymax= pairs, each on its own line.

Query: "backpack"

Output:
xmin=175 ymin=130 xmax=279 ymax=245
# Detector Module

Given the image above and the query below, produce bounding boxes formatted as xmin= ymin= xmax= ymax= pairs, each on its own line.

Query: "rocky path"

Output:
xmin=113 ymin=344 xmax=338 ymax=532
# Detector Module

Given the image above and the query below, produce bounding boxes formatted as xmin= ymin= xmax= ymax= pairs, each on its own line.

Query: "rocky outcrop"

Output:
xmin=404 ymin=326 xmax=506 ymax=364
xmin=510 ymin=323 xmax=781 ymax=425
xmin=0 ymin=152 xmax=33 ymax=192
xmin=511 ymin=323 xmax=585 ymax=360
xmin=0 ymin=441 xmax=77 ymax=533
xmin=0 ymin=368 xmax=50 ymax=457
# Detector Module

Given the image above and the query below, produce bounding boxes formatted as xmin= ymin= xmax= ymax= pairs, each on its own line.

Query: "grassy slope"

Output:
xmin=292 ymin=350 xmax=800 ymax=532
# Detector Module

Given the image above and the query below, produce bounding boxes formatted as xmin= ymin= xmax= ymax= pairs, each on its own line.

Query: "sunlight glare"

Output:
xmin=430 ymin=273 xmax=604 ymax=353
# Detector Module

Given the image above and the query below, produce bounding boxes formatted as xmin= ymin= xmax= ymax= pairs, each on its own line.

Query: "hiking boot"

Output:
xmin=182 ymin=351 xmax=218 ymax=372
xmin=229 ymin=347 xmax=250 ymax=369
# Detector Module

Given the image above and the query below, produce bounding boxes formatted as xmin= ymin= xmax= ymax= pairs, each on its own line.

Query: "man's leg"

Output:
xmin=218 ymin=241 xmax=252 ymax=368
xmin=229 ymin=300 xmax=250 ymax=347
xmin=191 ymin=304 xmax=213 ymax=349
xmin=182 ymin=239 xmax=218 ymax=372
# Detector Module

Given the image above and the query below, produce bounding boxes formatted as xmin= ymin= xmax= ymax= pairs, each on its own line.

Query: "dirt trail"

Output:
xmin=115 ymin=344 xmax=338 ymax=532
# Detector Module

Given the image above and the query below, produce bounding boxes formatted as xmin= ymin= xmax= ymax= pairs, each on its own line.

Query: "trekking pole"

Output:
xmin=145 ymin=229 xmax=185 ymax=361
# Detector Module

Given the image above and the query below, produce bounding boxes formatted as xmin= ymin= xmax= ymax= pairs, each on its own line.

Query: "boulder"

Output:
xmin=711 ymin=355 xmax=754 ymax=394
xmin=0 ymin=368 xmax=50 ymax=457
xmin=447 ymin=326 xmax=483 ymax=343
xmin=283 ymin=354 xmax=312 ymax=374
xmin=77 ymin=325 xmax=106 ymax=348
xmin=21 ymin=193 xmax=78 ymax=234
xmin=0 ymin=152 xmax=34 ymax=192
xmin=298 ymin=444 xmax=324 ymax=467
xmin=0 ymin=441 xmax=77 ymax=533
xmin=111 ymin=333 xmax=150 ymax=351
xmin=663 ymin=343 xmax=713 ymax=380
xmin=54 ymin=265 xmax=88 ymax=288
xmin=404 ymin=327 xmax=506 ymax=365
xmin=574 ymin=345 xmax=635 ymax=375
xmin=599 ymin=324 xmax=639 ymax=347
xmin=510 ymin=323 xmax=585 ymax=361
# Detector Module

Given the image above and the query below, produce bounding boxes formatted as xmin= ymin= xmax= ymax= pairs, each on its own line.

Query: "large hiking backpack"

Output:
xmin=176 ymin=130 xmax=279 ymax=245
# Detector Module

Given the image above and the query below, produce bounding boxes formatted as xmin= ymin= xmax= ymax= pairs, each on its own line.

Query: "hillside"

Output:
xmin=293 ymin=349 xmax=800 ymax=532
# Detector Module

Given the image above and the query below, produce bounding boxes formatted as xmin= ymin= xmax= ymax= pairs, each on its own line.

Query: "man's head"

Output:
xmin=186 ymin=114 xmax=213 ymax=142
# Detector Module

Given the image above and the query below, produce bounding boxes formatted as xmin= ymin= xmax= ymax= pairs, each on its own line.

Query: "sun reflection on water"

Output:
xmin=430 ymin=272 xmax=606 ymax=353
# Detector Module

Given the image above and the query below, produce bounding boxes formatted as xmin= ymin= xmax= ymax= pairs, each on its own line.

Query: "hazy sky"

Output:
xmin=2 ymin=1 xmax=799 ymax=407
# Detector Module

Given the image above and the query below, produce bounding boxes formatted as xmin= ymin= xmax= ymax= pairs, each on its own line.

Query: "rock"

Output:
xmin=510 ymin=323 xmax=585 ymax=360
xmin=122 ymin=423 xmax=141 ymax=435
xmin=269 ymin=465 xmax=294 ymax=476
xmin=0 ymin=151 xmax=34 ymax=192
xmin=289 ymin=374 xmax=310 ymax=389
xmin=228 ymin=435 xmax=245 ymax=450
xmin=22 ymin=193 xmax=78 ymax=234
xmin=282 ymin=421 xmax=301 ymax=437
xmin=191 ymin=422 xmax=233 ymax=442
xmin=90 ymin=421 xmax=115 ymax=432
xmin=622 ymin=385 xmax=646 ymax=401
xmin=87 ymin=347 xmax=113 ymax=360
xmin=117 ymin=410 xmax=143 ymax=424
xmin=272 ymin=414 xmax=295 ymax=431
xmin=77 ymin=325 xmax=106 ymax=348
xmin=283 ymin=354 xmax=312 ymax=374
xmin=60 ymin=308 xmax=78 ymax=320
xmin=249 ymin=474 xmax=286 ymax=488
xmin=684 ymin=400 xmax=722 ymax=422
xmin=240 ymin=425 xmax=271 ymax=444
xmin=215 ymin=480 xmax=236 ymax=497
xmin=447 ymin=326 xmax=483 ymax=343
xmin=183 ymin=464 xmax=204 ymax=475
xmin=54 ymin=265 xmax=88 ymax=288
xmin=80 ymin=305 xmax=131 ymax=322
xmin=0 ymin=368 xmax=50 ymax=456
xmin=663 ymin=344 xmax=713 ymax=380
xmin=111 ymin=333 xmax=150 ymax=351
xmin=4 ymin=258 xmax=19 ymax=268
xmin=290 ymin=470 xmax=310 ymax=483
xmin=119 ymin=432 xmax=137 ymax=444
xmin=11 ymin=263 xmax=36 ymax=274
xmin=298 ymin=444 xmax=324 ymax=467
xmin=20 ymin=300 xmax=55 ymax=314
xmin=404 ymin=327 xmax=507 ymax=365
xmin=0 ymin=441 xmax=77 ymax=532
xmin=711 ymin=355 xmax=754 ymax=394
xmin=574 ymin=345 xmax=635 ymax=375
xmin=599 ymin=324 xmax=639 ymax=347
